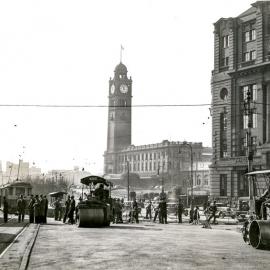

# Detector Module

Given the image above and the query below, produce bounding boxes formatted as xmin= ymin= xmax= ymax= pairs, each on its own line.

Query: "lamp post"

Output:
xmin=183 ymin=141 xmax=194 ymax=205
xmin=244 ymin=89 xmax=255 ymax=212
xmin=126 ymin=160 xmax=130 ymax=201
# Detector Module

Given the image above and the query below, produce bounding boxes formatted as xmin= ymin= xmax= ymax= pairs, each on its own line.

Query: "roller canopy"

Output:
xmin=48 ymin=191 xmax=67 ymax=197
xmin=80 ymin=176 xmax=109 ymax=186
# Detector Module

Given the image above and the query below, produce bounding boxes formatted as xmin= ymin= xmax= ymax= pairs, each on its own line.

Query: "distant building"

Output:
xmin=210 ymin=1 xmax=270 ymax=201
xmin=104 ymin=62 xmax=212 ymax=192
xmin=46 ymin=167 xmax=91 ymax=186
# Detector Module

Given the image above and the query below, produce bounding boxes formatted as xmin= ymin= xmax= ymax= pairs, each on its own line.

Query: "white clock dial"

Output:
xmin=120 ymin=84 xmax=128 ymax=94
xmin=110 ymin=84 xmax=115 ymax=94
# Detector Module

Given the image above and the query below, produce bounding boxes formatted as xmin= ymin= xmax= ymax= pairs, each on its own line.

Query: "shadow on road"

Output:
xmin=0 ymin=233 xmax=16 ymax=254
xmin=108 ymin=225 xmax=162 ymax=231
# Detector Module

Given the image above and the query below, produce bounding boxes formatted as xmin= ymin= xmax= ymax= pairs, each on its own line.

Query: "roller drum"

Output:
xmin=249 ymin=220 xmax=270 ymax=249
xmin=79 ymin=208 xmax=104 ymax=227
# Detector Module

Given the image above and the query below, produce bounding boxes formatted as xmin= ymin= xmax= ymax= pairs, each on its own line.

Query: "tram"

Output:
xmin=0 ymin=181 xmax=32 ymax=213
xmin=78 ymin=175 xmax=111 ymax=227
xmin=242 ymin=170 xmax=270 ymax=249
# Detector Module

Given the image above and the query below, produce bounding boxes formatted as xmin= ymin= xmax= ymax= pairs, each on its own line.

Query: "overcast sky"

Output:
xmin=0 ymin=0 xmax=254 ymax=174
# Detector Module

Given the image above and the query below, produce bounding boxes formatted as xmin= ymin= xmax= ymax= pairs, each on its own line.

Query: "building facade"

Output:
xmin=210 ymin=1 xmax=270 ymax=201
xmin=104 ymin=62 xmax=212 ymax=192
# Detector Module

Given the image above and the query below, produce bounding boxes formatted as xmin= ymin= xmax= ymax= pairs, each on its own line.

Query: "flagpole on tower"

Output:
xmin=120 ymin=45 xmax=124 ymax=63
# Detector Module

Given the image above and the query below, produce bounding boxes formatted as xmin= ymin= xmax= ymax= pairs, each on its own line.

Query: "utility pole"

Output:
xmin=127 ymin=160 xmax=130 ymax=201
xmin=183 ymin=142 xmax=193 ymax=206
xmin=244 ymin=89 xmax=255 ymax=212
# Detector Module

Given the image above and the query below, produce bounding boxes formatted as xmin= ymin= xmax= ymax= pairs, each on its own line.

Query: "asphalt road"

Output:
xmin=26 ymin=219 xmax=270 ymax=270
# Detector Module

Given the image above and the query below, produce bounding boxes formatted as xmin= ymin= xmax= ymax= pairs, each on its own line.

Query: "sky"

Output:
xmin=0 ymin=0 xmax=255 ymax=174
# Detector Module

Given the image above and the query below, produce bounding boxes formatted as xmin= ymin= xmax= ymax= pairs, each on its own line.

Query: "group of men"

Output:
xmin=1 ymin=194 xmax=49 ymax=224
xmin=54 ymin=195 xmax=76 ymax=224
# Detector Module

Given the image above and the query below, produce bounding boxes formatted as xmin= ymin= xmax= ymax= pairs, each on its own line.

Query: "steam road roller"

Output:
xmin=242 ymin=170 xmax=270 ymax=249
xmin=78 ymin=176 xmax=111 ymax=227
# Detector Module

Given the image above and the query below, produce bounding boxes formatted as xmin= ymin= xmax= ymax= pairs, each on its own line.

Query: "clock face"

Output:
xmin=110 ymin=84 xmax=115 ymax=94
xmin=120 ymin=84 xmax=128 ymax=94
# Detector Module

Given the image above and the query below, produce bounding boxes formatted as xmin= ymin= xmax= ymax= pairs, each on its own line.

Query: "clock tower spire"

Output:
xmin=104 ymin=62 xmax=132 ymax=174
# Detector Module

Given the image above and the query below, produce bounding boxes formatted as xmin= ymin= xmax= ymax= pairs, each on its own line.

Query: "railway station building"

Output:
xmin=103 ymin=62 xmax=212 ymax=194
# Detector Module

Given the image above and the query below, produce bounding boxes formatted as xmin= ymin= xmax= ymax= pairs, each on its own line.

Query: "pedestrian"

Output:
xmin=3 ymin=196 xmax=8 ymax=223
xmin=40 ymin=195 xmax=46 ymax=224
xmin=54 ymin=197 xmax=62 ymax=221
xmin=34 ymin=195 xmax=41 ymax=224
xmin=63 ymin=195 xmax=71 ymax=223
xmin=28 ymin=194 xmax=35 ymax=223
xmin=68 ymin=195 xmax=76 ymax=225
xmin=145 ymin=201 xmax=152 ymax=220
xmin=177 ymin=199 xmax=184 ymax=224
xmin=193 ymin=206 xmax=200 ymax=225
xmin=132 ymin=198 xmax=139 ymax=223
xmin=17 ymin=194 xmax=26 ymax=223
xmin=208 ymin=200 xmax=217 ymax=224
xmin=75 ymin=197 xmax=82 ymax=223
xmin=115 ymin=199 xmax=123 ymax=223
xmin=153 ymin=203 xmax=159 ymax=222
xmin=160 ymin=199 xmax=167 ymax=224
xmin=189 ymin=206 xmax=194 ymax=224
xmin=44 ymin=195 xmax=48 ymax=223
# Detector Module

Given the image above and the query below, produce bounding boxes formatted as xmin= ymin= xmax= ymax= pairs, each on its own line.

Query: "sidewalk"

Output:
xmin=0 ymin=223 xmax=39 ymax=270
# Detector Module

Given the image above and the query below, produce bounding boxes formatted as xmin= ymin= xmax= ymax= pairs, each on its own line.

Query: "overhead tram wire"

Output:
xmin=0 ymin=102 xmax=268 ymax=108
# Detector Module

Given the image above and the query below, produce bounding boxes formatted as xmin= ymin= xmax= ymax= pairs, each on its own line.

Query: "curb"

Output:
xmin=19 ymin=224 xmax=40 ymax=270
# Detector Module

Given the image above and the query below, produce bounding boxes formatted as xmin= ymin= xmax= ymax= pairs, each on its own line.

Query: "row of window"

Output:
xmin=110 ymin=99 xmax=128 ymax=107
xmin=221 ymin=25 xmax=256 ymax=49
xmin=219 ymin=173 xmax=251 ymax=197
xmin=244 ymin=29 xmax=256 ymax=42
xmin=119 ymin=151 xmax=200 ymax=163
xmin=243 ymin=50 xmax=256 ymax=62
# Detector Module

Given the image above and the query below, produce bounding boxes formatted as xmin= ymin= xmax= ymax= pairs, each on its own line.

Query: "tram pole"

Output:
xmin=245 ymin=89 xmax=254 ymax=212
xmin=127 ymin=161 xmax=130 ymax=201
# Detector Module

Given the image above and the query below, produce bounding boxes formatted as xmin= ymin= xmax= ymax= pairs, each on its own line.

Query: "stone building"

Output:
xmin=104 ymin=62 xmax=212 ymax=192
xmin=210 ymin=1 xmax=270 ymax=201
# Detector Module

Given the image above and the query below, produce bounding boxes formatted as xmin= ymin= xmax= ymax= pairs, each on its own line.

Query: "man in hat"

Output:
xmin=17 ymin=194 xmax=26 ymax=223
xmin=208 ymin=200 xmax=217 ymax=224
xmin=3 ymin=197 xmax=8 ymax=223
xmin=177 ymin=198 xmax=184 ymax=224
xmin=68 ymin=195 xmax=76 ymax=225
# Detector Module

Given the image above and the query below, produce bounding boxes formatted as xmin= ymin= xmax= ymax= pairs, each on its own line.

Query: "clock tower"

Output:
xmin=104 ymin=62 xmax=132 ymax=174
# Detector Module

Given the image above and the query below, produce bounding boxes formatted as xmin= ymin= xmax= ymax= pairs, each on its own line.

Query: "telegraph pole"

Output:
xmin=244 ymin=89 xmax=254 ymax=212
xmin=127 ymin=160 xmax=130 ymax=201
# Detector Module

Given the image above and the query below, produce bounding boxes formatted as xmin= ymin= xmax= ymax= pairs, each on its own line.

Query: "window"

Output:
xmin=244 ymin=52 xmax=250 ymax=62
xmin=243 ymin=51 xmax=256 ymax=62
xmin=252 ymin=84 xmax=257 ymax=101
xmin=242 ymin=84 xmax=257 ymax=102
xmin=245 ymin=31 xmax=250 ymax=42
xmin=244 ymin=27 xmax=256 ymax=42
xmin=222 ymin=35 xmax=229 ymax=48
xmin=251 ymin=50 xmax=256 ymax=60
xmin=221 ymin=57 xmax=229 ymax=67
xmin=252 ymin=111 xmax=257 ymax=128
xmin=243 ymin=115 xmax=248 ymax=129
xmin=220 ymin=174 xmax=227 ymax=196
xmin=251 ymin=29 xmax=256 ymax=40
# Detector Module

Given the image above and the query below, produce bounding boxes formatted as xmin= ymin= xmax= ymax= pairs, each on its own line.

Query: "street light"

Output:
xmin=183 ymin=141 xmax=194 ymax=205
xmin=126 ymin=160 xmax=130 ymax=201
